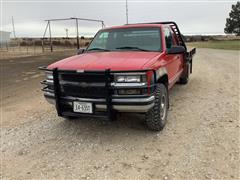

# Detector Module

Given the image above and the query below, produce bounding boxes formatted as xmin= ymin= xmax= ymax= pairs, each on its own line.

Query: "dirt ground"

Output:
xmin=1 ymin=48 xmax=239 ymax=179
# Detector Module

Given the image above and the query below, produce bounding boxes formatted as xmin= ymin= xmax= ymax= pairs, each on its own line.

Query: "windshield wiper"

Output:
xmin=87 ymin=48 xmax=110 ymax=52
xmin=116 ymin=46 xmax=150 ymax=52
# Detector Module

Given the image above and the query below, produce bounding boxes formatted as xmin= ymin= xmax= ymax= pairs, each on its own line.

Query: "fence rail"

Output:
xmin=0 ymin=38 xmax=92 ymax=59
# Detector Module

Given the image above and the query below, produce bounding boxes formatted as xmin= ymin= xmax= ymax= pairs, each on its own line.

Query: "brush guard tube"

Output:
xmin=39 ymin=67 xmax=157 ymax=121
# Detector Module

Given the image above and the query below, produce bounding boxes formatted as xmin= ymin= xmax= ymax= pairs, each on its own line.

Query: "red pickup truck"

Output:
xmin=40 ymin=22 xmax=196 ymax=131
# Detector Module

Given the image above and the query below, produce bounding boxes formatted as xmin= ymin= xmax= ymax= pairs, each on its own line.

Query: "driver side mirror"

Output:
xmin=77 ymin=48 xmax=85 ymax=55
xmin=167 ymin=46 xmax=185 ymax=54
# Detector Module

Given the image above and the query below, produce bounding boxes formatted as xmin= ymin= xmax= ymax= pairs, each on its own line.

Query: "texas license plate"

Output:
xmin=73 ymin=102 xmax=93 ymax=113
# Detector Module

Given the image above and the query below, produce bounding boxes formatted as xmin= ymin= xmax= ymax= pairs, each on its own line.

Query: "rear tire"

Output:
xmin=145 ymin=84 xmax=169 ymax=131
xmin=179 ymin=76 xmax=188 ymax=84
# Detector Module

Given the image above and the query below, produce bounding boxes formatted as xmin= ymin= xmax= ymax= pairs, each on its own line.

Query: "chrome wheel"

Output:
xmin=160 ymin=94 xmax=167 ymax=120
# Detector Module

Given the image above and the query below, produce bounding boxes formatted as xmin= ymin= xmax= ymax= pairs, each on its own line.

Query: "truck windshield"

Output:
xmin=87 ymin=27 xmax=161 ymax=52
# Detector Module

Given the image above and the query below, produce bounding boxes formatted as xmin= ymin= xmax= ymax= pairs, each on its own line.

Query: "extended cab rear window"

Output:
xmin=87 ymin=27 xmax=162 ymax=52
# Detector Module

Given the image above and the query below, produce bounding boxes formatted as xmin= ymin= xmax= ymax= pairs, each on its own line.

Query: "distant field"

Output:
xmin=0 ymin=46 xmax=77 ymax=60
xmin=187 ymin=40 xmax=240 ymax=50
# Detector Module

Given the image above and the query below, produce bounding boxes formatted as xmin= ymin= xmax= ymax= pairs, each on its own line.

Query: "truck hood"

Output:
xmin=48 ymin=51 xmax=161 ymax=71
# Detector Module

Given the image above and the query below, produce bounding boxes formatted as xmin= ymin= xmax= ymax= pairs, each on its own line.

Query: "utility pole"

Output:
xmin=11 ymin=16 xmax=16 ymax=38
xmin=75 ymin=18 xmax=80 ymax=49
xmin=48 ymin=21 xmax=53 ymax=52
xmin=65 ymin=28 xmax=69 ymax=38
xmin=126 ymin=0 xmax=129 ymax=24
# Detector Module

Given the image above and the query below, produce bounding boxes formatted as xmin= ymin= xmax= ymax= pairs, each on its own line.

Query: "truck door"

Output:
xmin=163 ymin=27 xmax=178 ymax=83
xmin=163 ymin=27 xmax=182 ymax=84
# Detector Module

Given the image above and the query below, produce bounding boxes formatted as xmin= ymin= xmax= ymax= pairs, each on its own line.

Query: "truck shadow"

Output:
xmin=54 ymin=82 xmax=191 ymax=137
xmin=59 ymin=112 xmax=147 ymax=132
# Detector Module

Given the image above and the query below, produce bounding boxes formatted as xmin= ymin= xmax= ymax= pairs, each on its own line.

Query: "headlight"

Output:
xmin=46 ymin=71 xmax=53 ymax=80
xmin=115 ymin=75 xmax=141 ymax=83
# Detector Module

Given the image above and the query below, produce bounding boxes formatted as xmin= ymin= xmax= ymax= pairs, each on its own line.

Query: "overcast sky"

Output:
xmin=1 ymin=0 xmax=238 ymax=37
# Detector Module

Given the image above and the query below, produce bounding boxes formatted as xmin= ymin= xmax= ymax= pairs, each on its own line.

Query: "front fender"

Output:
xmin=155 ymin=67 xmax=168 ymax=81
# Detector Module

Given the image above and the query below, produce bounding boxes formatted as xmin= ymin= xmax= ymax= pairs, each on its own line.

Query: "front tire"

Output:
xmin=145 ymin=83 xmax=169 ymax=131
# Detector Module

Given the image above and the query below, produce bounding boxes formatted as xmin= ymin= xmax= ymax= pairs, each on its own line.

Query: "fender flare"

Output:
xmin=155 ymin=67 xmax=168 ymax=83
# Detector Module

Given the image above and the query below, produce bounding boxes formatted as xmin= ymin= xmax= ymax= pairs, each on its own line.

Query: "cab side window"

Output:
xmin=164 ymin=27 xmax=174 ymax=49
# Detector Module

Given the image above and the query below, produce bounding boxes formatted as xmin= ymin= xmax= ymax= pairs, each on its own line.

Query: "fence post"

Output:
xmin=6 ymin=41 xmax=8 ymax=51
xmin=76 ymin=18 xmax=80 ymax=49
xmin=48 ymin=21 xmax=53 ymax=52
xmin=12 ymin=40 xmax=14 ymax=52
xmin=42 ymin=39 xmax=44 ymax=53
xmin=34 ymin=41 xmax=36 ymax=54
xmin=18 ymin=40 xmax=21 ymax=52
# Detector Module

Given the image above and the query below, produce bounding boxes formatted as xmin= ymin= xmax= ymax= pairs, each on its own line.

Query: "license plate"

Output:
xmin=73 ymin=102 xmax=93 ymax=113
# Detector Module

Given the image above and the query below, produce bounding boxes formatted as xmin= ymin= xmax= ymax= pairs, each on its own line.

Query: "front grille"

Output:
xmin=61 ymin=85 xmax=108 ymax=98
xmin=61 ymin=73 xmax=109 ymax=83
xmin=59 ymin=72 xmax=113 ymax=98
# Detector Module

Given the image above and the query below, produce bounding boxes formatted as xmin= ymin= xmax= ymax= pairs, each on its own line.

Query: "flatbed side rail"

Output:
xmin=187 ymin=48 xmax=196 ymax=58
xmin=186 ymin=48 xmax=196 ymax=73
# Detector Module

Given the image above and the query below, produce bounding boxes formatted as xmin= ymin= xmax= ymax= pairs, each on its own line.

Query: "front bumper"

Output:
xmin=40 ymin=67 xmax=157 ymax=120
xmin=44 ymin=93 xmax=155 ymax=113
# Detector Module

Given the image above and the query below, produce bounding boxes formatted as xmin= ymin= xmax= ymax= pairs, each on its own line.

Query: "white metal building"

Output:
xmin=0 ymin=31 xmax=11 ymax=45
